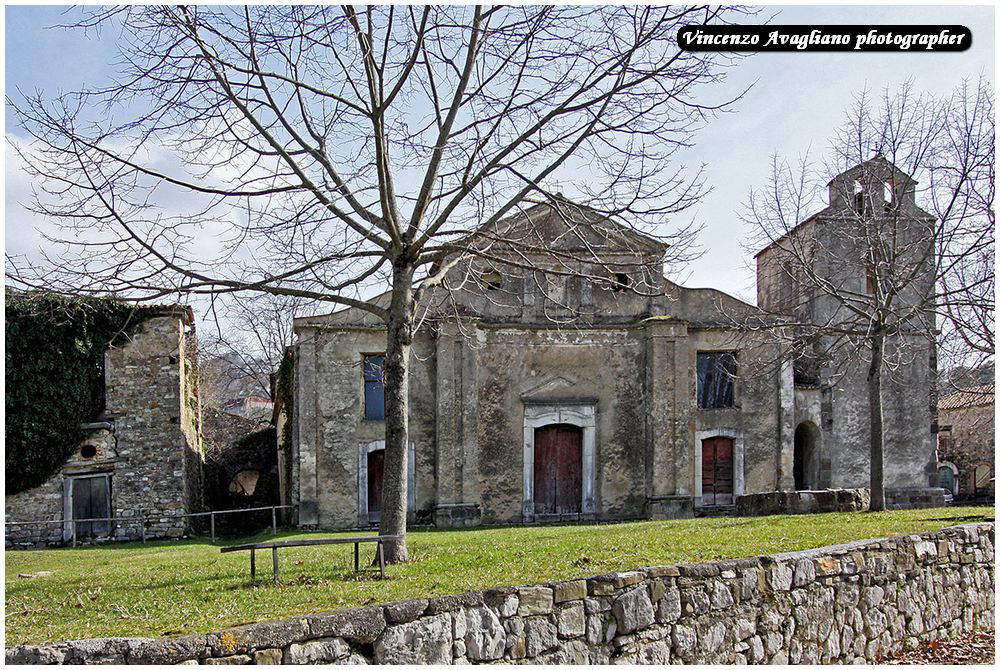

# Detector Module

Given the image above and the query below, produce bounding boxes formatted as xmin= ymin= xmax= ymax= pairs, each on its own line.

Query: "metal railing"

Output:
xmin=5 ymin=504 xmax=297 ymax=547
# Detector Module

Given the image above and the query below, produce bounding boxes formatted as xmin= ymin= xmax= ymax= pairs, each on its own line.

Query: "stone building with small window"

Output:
xmin=937 ymin=385 xmax=995 ymax=502
xmin=291 ymin=159 xmax=942 ymax=529
xmin=4 ymin=307 xmax=203 ymax=547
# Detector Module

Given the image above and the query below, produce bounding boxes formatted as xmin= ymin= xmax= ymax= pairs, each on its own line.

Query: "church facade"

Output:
xmin=290 ymin=160 xmax=940 ymax=529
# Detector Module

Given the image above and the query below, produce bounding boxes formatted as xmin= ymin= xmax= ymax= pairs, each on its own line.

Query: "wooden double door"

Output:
xmin=533 ymin=424 xmax=583 ymax=515
xmin=69 ymin=475 xmax=111 ymax=539
xmin=701 ymin=437 xmax=734 ymax=506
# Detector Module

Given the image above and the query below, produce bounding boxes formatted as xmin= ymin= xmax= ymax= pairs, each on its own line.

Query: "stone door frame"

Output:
xmin=522 ymin=404 xmax=597 ymax=519
xmin=357 ymin=440 xmax=415 ymax=526
xmin=693 ymin=428 xmax=744 ymax=507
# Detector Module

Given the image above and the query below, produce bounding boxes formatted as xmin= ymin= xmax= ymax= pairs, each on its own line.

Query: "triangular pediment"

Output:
xmin=519 ymin=374 xmax=579 ymax=401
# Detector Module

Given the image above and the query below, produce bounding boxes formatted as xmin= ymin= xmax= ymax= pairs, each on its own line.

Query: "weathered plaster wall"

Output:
xmin=8 ymin=523 xmax=993 ymax=664
xmin=293 ymin=326 xmax=437 ymax=529
xmin=686 ymin=328 xmax=786 ymax=505
xmin=823 ymin=337 xmax=937 ymax=494
xmin=475 ymin=326 xmax=647 ymax=524
xmin=5 ymin=314 xmax=203 ymax=548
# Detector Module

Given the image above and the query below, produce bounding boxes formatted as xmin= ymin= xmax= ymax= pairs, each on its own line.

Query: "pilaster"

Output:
xmin=643 ymin=319 xmax=692 ymax=518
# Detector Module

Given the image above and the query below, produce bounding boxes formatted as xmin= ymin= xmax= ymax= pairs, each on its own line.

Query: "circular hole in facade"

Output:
xmin=80 ymin=445 xmax=97 ymax=459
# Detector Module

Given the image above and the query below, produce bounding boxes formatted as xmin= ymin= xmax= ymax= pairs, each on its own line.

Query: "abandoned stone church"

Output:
xmin=291 ymin=159 xmax=941 ymax=529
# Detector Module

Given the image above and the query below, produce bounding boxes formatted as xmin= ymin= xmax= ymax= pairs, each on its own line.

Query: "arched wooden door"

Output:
xmin=533 ymin=424 xmax=583 ymax=515
xmin=701 ymin=437 xmax=734 ymax=506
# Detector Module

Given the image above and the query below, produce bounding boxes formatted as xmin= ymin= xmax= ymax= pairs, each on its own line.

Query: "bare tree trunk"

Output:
xmin=868 ymin=331 xmax=887 ymax=512
xmin=379 ymin=260 xmax=414 ymax=563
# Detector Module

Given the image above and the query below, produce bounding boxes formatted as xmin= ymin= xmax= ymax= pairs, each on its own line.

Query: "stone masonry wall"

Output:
xmin=735 ymin=488 xmax=870 ymax=517
xmin=7 ymin=523 xmax=993 ymax=664
xmin=5 ymin=312 xmax=202 ymax=548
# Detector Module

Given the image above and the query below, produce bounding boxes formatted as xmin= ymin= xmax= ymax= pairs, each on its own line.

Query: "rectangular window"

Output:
xmin=696 ymin=352 xmax=736 ymax=409
xmin=363 ymin=354 xmax=385 ymax=420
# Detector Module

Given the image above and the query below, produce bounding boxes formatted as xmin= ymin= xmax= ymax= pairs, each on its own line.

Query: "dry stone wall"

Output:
xmin=6 ymin=523 xmax=993 ymax=665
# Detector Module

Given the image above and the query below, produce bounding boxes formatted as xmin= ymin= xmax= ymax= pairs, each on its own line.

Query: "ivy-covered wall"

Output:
xmin=5 ymin=293 xmax=204 ymax=547
xmin=4 ymin=290 xmax=161 ymax=494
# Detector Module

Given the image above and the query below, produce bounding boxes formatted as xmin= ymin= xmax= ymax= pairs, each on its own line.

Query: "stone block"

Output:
xmin=645 ymin=565 xmax=680 ymax=578
xmin=557 ymin=602 xmax=585 ymax=639
xmin=209 ymin=618 xmax=310 ymax=656
xmin=588 ymin=577 xmax=616 ymax=596
xmin=374 ymin=613 xmax=453 ymax=664
xmin=553 ymin=580 xmax=587 ymax=603
xmin=671 ymin=624 xmax=696 ymax=657
xmin=504 ymin=617 xmax=526 ymax=659
xmin=308 ymin=607 xmax=386 ymax=643
xmin=648 ymin=578 xmax=665 ymax=604
xmin=284 ymin=638 xmax=349 ymax=664
xmin=252 ymin=648 xmax=283 ymax=665
xmin=656 ymin=585 xmax=681 ymax=623
xmin=697 ymin=621 xmax=727 ymax=654
xmin=203 ymin=655 xmax=252 ymax=665
xmin=126 ymin=635 xmax=208 ymax=664
xmin=793 ymin=558 xmax=816 ymax=587
xmin=383 ymin=599 xmax=427 ymax=624
xmin=517 ymin=586 xmax=554 ymax=616
xmin=425 ymin=591 xmax=483 ymax=614
xmin=680 ymin=586 xmax=710 ymax=615
xmin=612 ymin=586 xmax=655 ymax=634
xmin=524 ymin=616 xmax=558 ymax=657
xmin=766 ymin=562 xmax=793 ymax=591
xmin=709 ymin=580 xmax=734 ymax=609
xmin=456 ymin=606 xmax=505 ymax=661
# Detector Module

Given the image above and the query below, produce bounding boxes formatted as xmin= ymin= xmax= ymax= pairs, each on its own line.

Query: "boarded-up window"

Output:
xmin=363 ymin=354 xmax=385 ymax=420
xmin=696 ymin=352 xmax=736 ymax=409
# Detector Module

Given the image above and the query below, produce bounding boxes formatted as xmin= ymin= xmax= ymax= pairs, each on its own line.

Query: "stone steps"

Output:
xmin=695 ymin=505 xmax=735 ymax=518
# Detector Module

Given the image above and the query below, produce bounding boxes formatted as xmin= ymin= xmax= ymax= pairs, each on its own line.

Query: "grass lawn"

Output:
xmin=5 ymin=505 xmax=993 ymax=646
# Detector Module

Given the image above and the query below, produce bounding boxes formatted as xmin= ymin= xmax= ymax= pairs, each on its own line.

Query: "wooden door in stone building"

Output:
xmin=70 ymin=475 xmax=111 ymax=538
xmin=701 ymin=437 xmax=734 ymax=506
xmin=367 ymin=450 xmax=384 ymax=523
xmin=534 ymin=424 xmax=583 ymax=515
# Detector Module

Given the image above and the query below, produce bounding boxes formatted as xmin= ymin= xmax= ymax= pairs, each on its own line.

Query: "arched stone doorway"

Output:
xmin=793 ymin=422 xmax=820 ymax=490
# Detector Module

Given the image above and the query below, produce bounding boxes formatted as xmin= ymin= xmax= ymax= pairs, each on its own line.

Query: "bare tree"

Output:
xmin=200 ymin=293 xmax=318 ymax=408
xmin=7 ymin=5 xmax=746 ymax=560
xmin=741 ymin=81 xmax=994 ymax=511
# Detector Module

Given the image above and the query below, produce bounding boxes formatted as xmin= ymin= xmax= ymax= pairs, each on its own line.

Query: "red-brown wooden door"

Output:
xmin=368 ymin=450 xmax=384 ymax=523
xmin=701 ymin=437 xmax=734 ymax=506
xmin=533 ymin=424 xmax=583 ymax=515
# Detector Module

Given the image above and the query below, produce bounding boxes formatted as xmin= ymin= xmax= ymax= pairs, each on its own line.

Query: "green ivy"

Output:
xmin=275 ymin=348 xmax=294 ymax=452
xmin=5 ymin=289 xmax=161 ymax=493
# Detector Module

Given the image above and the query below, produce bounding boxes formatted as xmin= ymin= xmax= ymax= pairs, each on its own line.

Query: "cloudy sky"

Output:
xmin=4 ymin=3 xmax=995 ymax=306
